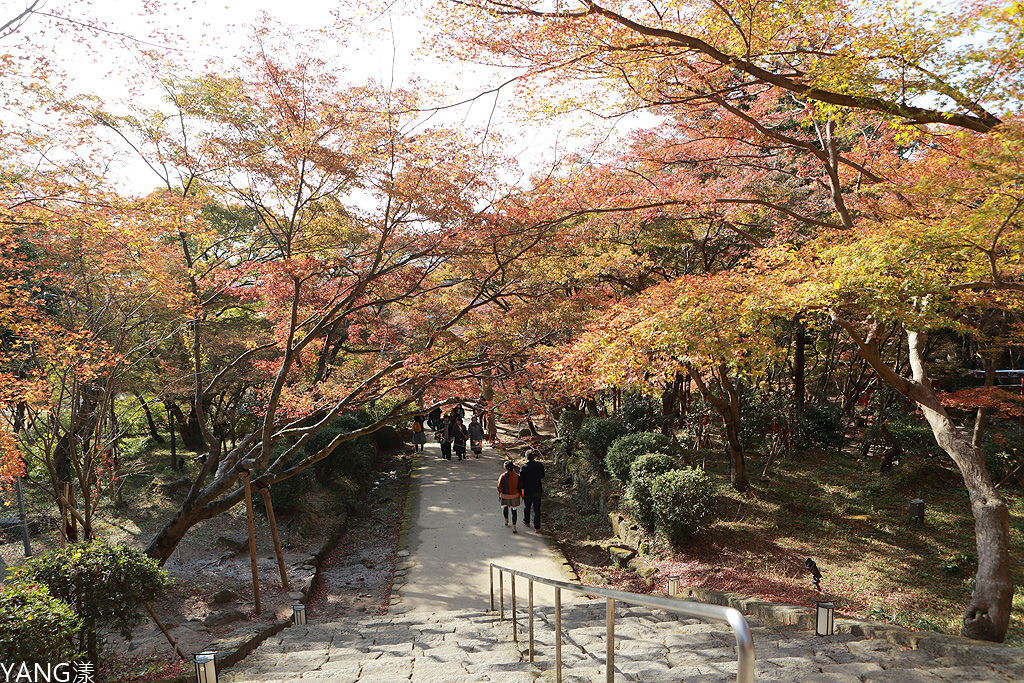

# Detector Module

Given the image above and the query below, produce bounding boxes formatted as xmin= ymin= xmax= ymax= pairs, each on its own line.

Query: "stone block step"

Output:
xmin=221 ymin=602 xmax=1024 ymax=683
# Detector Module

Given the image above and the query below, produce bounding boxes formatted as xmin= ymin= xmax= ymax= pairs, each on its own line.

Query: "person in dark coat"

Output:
xmin=468 ymin=416 xmax=485 ymax=457
xmin=518 ymin=448 xmax=546 ymax=532
xmin=428 ymin=406 xmax=442 ymax=431
xmin=452 ymin=418 xmax=468 ymax=460
xmin=438 ymin=415 xmax=452 ymax=460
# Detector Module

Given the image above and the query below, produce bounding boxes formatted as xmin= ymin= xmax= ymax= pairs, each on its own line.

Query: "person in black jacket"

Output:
xmin=518 ymin=448 xmax=545 ymax=532
xmin=438 ymin=415 xmax=453 ymax=460
xmin=452 ymin=417 xmax=468 ymax=460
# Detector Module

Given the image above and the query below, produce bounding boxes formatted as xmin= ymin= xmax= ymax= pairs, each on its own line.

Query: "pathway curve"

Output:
xmin=390 ymin=437 xmax=578 ymax=613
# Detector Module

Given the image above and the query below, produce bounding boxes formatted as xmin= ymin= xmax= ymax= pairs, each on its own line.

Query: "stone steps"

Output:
xmin=221 ymin=602 xmax=1024 ymax=683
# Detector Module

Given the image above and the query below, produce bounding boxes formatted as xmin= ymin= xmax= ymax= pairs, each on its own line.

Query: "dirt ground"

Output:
xmin=0 ymin=448 xmax=413 ymax=681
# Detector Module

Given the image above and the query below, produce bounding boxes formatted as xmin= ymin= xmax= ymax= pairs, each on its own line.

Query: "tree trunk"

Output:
xmin=136 ymin=393 xmax=165 ymax=444
xmin=834 ymin=315 xmax=1013 ymax=642
xmin=905 ymin=331 xmax=1012 ymax=642
xmin=685 ymin=364 xmax=748 ymax=492
xmin=481 ymin=369 xmax=497 ymax=440
xmin=167 ymin=400 xmax=206 ymax=451
xmin=661 ymin=373 xmax=683 ymax=436
xmin=971 ymin=356 xmax=995 ymax=449
xmin=793 ymin=317 xmax=806 ymax=409
xmin=166 ymin=403 xmax=179 ymax=472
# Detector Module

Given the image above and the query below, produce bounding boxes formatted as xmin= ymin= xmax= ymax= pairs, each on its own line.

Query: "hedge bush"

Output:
xmin=619 ymin=390 xmax=662 ymax=433
xmin=605 ymin=432 xmax=674 ymax=483
xmin=625 ymin=453 xmax=678 ymax=530
xmin=650 ymin=467 xmax=716 ymax=544
xmin=0 ymin=583 xmax=81 ymax=663
xmin=576 ymin=417 xmax=628 ymax=473
xmin=14 ymin=541 xmax=170 ymax=666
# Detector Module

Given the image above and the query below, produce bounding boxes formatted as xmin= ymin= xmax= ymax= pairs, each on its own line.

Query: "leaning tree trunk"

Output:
xmin=135 ymin=392 xmax=165 ymax=444
xmin=834 ymin=314 xmax=1013 ymax=642
xmin=905 ymin=332 xmax=1011 ymax=642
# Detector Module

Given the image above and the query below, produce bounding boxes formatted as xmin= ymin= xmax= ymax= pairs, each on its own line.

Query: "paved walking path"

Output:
xmin=220 ymin=435 xmax=1024 ymax=682
xmin=221 ymin=602 xmax=1024 ymax=682
xmin=390 ymin=438 xmax=578 ymax=613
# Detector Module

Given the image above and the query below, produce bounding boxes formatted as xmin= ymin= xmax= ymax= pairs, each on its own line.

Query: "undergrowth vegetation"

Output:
xmin=550 ymin=404 xmax=1024 ymax=647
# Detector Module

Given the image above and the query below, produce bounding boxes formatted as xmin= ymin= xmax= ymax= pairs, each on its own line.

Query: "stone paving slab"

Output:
xmin=220 ymin=602 xmax=1024 ymax=683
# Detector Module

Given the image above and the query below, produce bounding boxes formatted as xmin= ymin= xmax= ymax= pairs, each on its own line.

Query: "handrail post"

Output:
xmin=488 ymin=564 xmax=754 ymax=683
xmin=555 ymin=586 xmax=562 ymax=683
xmin=727 ymin=607 xmax=756 ymax=683
xmin=511 ymin=573 xmax=518 ymax=643
xmin=489 ymin=565 xmax=494 ymax=612
xmin=529 ymin=579 xmax=535 ymax=662
xmin=606 ymin=597 xmax=614 ymax=683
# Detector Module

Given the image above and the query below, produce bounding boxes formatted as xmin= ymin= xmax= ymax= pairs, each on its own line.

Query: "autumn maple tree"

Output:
xmin=432 ymin=0 xmax=1024 ymax=641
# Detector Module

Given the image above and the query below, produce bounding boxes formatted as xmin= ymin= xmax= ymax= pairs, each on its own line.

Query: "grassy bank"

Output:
xmin=546 ymin=445 xmax=1024 ymax=646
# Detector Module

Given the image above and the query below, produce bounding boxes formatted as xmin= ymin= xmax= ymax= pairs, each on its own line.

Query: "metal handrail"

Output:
xmin=489 ymin=563 xmax=755 ymax=683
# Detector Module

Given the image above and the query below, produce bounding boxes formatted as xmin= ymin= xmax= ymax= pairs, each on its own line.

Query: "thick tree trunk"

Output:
xmin=905 ymin=331 xmax=1012 ymax=642
xmin=167 ymin=400 xmax=206 ymax=451
xmin=919 ymin=402 xmax=1012 ymax=640
xmin=834 ymin=314 xmax=1013 ymax=642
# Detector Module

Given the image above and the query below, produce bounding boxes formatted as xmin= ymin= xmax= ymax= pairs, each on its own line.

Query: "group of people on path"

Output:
xmin=412 ymin=403 xmax=546 ymax=534
xmin=497 ymin=449 xmax=545 ymax=534
xmin=411 ymin=405 xmax=487 ymax=460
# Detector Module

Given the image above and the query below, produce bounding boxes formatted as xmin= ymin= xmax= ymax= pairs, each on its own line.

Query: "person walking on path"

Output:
xmin=452 ymin=418 xmax=468 ymax=460
xmin=497 ymin=460 xmax=521 ymax=533
xmin=411 ymin=414 xmax=427 ymax=452
xmin=438 ymin=415 xmax=453 ymax=460
xmin=468 ymin=415 xmax=484 ymax=458
xmin=518 ymin=448 xmax=545 ymax=532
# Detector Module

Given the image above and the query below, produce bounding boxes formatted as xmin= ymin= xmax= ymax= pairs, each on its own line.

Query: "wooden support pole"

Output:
xmin=144 ymin=602 xmax=186 ymax=661
xmin=241 ymin=471 xmax=261 ymax=614
xmin=258 ymin=486 xmax=289 ymax=589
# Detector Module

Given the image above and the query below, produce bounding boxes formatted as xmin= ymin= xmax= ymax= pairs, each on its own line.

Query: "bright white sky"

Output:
xmin=1 ymin=0 xmax=606 ymax=193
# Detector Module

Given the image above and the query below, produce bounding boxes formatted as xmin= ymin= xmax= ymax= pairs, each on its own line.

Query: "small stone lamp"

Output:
xmin=815 ymin=602 xmax=835 ymax=636
xmin=194 ymin=650 xmax=217 ymax=683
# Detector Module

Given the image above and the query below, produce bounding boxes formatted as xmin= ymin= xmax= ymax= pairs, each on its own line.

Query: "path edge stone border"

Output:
xmin=387 ymin=446 xmax=422 ymax=612
xmin=682 ymin=585 xmax=1024 ymax=667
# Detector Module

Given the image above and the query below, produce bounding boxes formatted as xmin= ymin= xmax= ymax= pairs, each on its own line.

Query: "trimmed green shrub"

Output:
xmin=605 ymin=432 xmax=674 ymax=483
xmin=576 ymin=417 xmax=628 ymax=473
xmin=0 ymin=583 xmax=81 ymax=663
xmin=14 ymin=541 xmax=171 ymax=666
xmin=795 ymin=402 xmax=844 ymax=450
xmin=625 ymin=453 xmax=678 ymax=529
xmin=619 ymin=390 xmax=662 ymax=433
xmin=556 ymin=408 xmax=586 ymax=457
xmin=650 ymin=467 xmax=716 ymax=544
